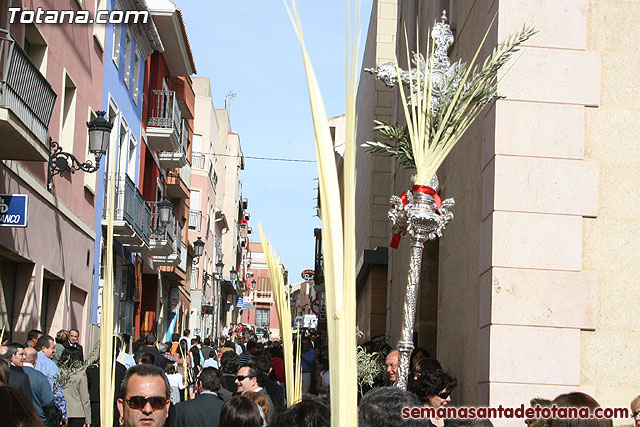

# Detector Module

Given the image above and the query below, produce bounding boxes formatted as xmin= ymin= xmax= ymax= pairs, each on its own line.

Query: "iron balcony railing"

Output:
xmin=157 ymin=118 xmax=188 ymax=160
xmin=189 ymin=209 xmax=201 ymax=231
xmin=148 ymin=89 xmax=181 ymax=137
xmin=0 ymin=32 xmax=56 ymax=145
xmin=103 ymin=174 xmax=151 ymax=244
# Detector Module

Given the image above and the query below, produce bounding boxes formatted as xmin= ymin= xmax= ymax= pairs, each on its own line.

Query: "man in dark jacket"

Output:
xmin=0 ymin=343 xmax=34 ymax=404
xmin=256 ymin=355 xmax=285 ymax=413
xmin=134 ymin=332 xmax=167 ymax=369
xmin=174 ymin=367 xmax=224 ymax=427
xmin=23 ymin=347 xmax=55 ymax=423
xmin=86 ymin=356 xmax=127 ymax=426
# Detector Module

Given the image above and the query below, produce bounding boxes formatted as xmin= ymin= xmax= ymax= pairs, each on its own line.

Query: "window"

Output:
xmin=84 ymin=109 xmax=98 ymax=193
xmin=256 ymin=308 xmax=270 ymax=328
xmin=132 ymin=48 xmax=141 ymax=103
xmin=93 ymin=0 xmax=108 ymax=50
xmin=60 ymin=72 xmax=77 ymax=153
xmin=24 ymin=24 xmax=47 ymax=76
xmin=123 ymin=30 xmax=132 ymax=87
xmin=112 ymin=2 xmax=123 ymax=66
xmin=127 ymin=132 xmax=137 ymax=180
xmin=117 ymin=116 xmax=129 ymax=177
xmin=190 ymin=189 xmax=200 ymax=212
xmin=190 ymin=266 xmax=198 ymax=290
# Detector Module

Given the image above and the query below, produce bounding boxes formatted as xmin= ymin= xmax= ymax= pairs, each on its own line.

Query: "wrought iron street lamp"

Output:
xmin=251 ymin=279 xmax=256 ymax=290
xmin=216 ymin=260 xmax=224 ymax=277
xmin=158 ymin=199 xmax=173 ymax=225
xmin=230 ymin=267 xmax=238 ymax=282
xmin=193 ymin=236 xmax=204 ymax=265
xmin=48 ymin=110 xmax=113 ymax=189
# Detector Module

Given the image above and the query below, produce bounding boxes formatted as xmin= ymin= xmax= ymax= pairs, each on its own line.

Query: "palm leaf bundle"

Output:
xmin=364 ymin=18 xmax=536 ymax=186
xmin=258 ymin=225 xmax=302 ymax=406
xmin=284 ymin=0 xmax=360 ymax=424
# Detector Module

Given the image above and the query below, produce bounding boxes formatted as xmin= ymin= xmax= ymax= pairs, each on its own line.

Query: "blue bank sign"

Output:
xmin=0 ymin=195 xmax=28 ymax=227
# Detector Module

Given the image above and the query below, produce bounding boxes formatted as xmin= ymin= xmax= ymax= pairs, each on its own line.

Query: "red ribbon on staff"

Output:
xmin=389 ymin=185 xmax=442 ymax=249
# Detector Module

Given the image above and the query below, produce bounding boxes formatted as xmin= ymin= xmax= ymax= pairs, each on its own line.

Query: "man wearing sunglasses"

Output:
xmin=117 ymin=364 xmax=171 ymax=427
xmin=235 ymin=361 xmax=274 ymax=415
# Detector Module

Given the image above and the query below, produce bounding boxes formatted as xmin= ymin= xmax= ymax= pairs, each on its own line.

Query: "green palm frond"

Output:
xmin=362 ymin=120 xmax=415 ymax=169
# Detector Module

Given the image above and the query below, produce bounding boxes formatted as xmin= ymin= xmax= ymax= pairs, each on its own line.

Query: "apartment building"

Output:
xmin=242 ymin=241 xmax=282 ymax=340
xmin=188 ymin=76 xmax=224 ymax=338
xmin=0 ymin=0 xmax=105 ymax=349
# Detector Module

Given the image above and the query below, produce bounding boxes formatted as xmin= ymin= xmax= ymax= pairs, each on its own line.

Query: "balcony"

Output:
xmin=155 ymin=220 xmax=183 ymax=268
xmin=191 ymin=151 xmax=205 ymax=169
xmin=0 ymin=32 xmax=56 ymax=161
xmin=166 ymin=162 xmax=191 ymax=199
xmin=254 ymin=290 xmax=273 ymax=304
xmin=147 ymin=202 xmax=176 ymax=257
xmin=158 ymin=119 xmax=188 ymax=169
xmin=146 ymin=90 xmax=181 ymax=152
xmin=170 ymin=76 xmax=194 ymax=120
xmin=102 ymin=175 xmax=150 ymax=252
xmin=188 ymin=209 xmax=201 ymax=232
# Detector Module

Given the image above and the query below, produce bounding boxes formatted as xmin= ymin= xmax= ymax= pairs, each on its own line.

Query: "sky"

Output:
xmin=179 ymin=1 xmax=373 ymax=282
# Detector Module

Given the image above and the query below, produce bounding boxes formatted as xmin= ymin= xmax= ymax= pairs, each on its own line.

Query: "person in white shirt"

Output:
xmin=164 ymin=362 xmax=185 ymax=404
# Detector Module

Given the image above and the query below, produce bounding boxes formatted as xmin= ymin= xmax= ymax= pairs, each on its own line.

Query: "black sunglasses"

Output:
xmin=437 ymin=390 xmax=451 ymax=399
xmin=236 ymin=375 xmax=253 ymax=382
xmin=632 ymin=410 xmax=640 ymax=418
xmin=124 ymin=396 xmax=167 ymax=410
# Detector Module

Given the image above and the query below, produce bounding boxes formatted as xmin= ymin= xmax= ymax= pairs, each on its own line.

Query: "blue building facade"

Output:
xmin=89 ymin=0 xmax=161 ymax=340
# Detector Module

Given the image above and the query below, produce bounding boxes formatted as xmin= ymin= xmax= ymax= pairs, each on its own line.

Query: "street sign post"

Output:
xmin=0 ymin=195 xmax=29 ymax=227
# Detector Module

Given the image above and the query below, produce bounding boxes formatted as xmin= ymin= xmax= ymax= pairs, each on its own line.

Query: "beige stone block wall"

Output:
xmin=498 ymin=47 xmax=600 ymax=106
xmin=581 ymin=1 xmax=640 ymax=420
xmin=440 ymin=0 xmax=603 ymax=416
xmin=479 ymin=268 xmax=597 ymax=329
xmin=483 ymin=101 xmax=586 ymax=167
xmin=487 ymin=156 xmax=598 ymax=217
xmin=482 ymin=212 xmax=584 ymax=271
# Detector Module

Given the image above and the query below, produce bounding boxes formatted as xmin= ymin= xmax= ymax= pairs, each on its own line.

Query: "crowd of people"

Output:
xmin=1 ymin=327 xmax=638 ymax=426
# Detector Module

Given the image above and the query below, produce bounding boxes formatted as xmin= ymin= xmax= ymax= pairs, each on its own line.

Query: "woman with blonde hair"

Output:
xmin=242 ymin=391 xmax=270 ymax=425
xmin=53 ymin=329 xmax=69 ymax=363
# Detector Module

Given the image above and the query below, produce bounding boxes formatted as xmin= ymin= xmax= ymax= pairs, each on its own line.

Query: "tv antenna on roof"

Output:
xmin=224 ymin=92 xmax=237 ymax=109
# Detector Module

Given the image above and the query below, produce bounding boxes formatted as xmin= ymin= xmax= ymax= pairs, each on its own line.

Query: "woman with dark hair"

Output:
xmin=549 ymin=392 xmax=612 ymax=427
xmin=0 ymin=384 xmax=44 ymax=427
xmin=271 ymin=395 xmax=330 ymax=427
xmin=408 ymin=358 xmax=442 ymax=393
xmin=0 ymin=359 xmax=9 ymax=384
xmin=414 ymin=368 xmax=458 ymax=427
xmin=410 ymin=347 xmax=430 ymax=373
xmin=219 ymin=395 xmax=263 ymax=427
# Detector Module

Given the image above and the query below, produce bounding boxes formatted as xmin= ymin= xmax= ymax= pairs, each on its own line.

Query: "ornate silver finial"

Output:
xmin=365 ymin=10 xmax=457 ymax=113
